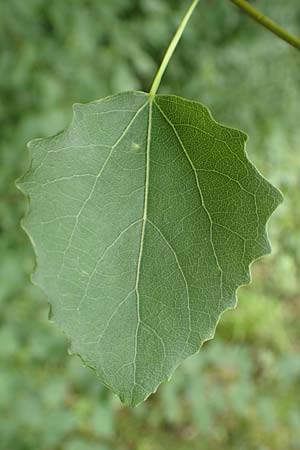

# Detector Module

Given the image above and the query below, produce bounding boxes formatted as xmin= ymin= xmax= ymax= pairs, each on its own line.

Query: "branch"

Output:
xmin=230 ymin=0 xmax=300 ymax=51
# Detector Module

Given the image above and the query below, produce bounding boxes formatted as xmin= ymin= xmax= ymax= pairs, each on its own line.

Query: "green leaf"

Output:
xmin=18 ymin=91 xmax=282 ymax=406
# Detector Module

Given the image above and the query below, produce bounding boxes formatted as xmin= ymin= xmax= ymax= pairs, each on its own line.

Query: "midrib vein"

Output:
xmin=131 ymin=98 xmax=152 ymax=400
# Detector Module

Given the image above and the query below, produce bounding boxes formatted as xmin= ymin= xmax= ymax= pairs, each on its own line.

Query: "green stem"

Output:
xmin=149 ymin=0 xmax=200 ymax=97
xmin=149 ymin=0 xmax=299 ymax=97
xmin=230 ymin=0 xmax=300 ymax=50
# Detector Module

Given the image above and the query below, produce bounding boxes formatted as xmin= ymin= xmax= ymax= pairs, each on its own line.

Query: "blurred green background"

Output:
xmin=1 ymin=0 xmax=300 ymax=449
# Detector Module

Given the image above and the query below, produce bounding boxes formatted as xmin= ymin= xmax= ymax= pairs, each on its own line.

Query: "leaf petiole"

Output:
xmin=149 ymin=0 xmax=200 ymax=98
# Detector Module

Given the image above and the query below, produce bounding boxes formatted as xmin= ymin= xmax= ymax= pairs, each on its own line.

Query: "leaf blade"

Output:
xmin=18 ymin=91 xmax=282 ymax=406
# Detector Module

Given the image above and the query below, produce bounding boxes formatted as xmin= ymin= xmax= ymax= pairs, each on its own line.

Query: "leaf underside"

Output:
xmin=18 ymin=91 xmax=282 ymax=406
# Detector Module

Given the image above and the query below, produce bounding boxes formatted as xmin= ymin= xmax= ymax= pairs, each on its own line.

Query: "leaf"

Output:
xmin=18 ymin=91 xmax=282 ymax=406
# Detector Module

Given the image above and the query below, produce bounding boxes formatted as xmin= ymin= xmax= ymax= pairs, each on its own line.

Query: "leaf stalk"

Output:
xmin=149 ymin=0 xmax=200 ymax=97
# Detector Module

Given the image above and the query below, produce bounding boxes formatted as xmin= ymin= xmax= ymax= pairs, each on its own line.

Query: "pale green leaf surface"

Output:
xmin=18 ymin=91 xmax=282 ymax=406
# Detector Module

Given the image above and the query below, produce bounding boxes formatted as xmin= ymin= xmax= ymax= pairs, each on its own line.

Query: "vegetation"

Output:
xmin=1 ymin=0 xmax=300 ymax=448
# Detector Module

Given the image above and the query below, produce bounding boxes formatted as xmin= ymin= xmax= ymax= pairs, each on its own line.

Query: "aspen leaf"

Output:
xmin=18 ymin=92 xmax=282 ymax=406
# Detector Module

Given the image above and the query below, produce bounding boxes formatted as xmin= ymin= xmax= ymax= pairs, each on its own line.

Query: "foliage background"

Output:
xmin=1 ymin=0 xmax=300 ymax=449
